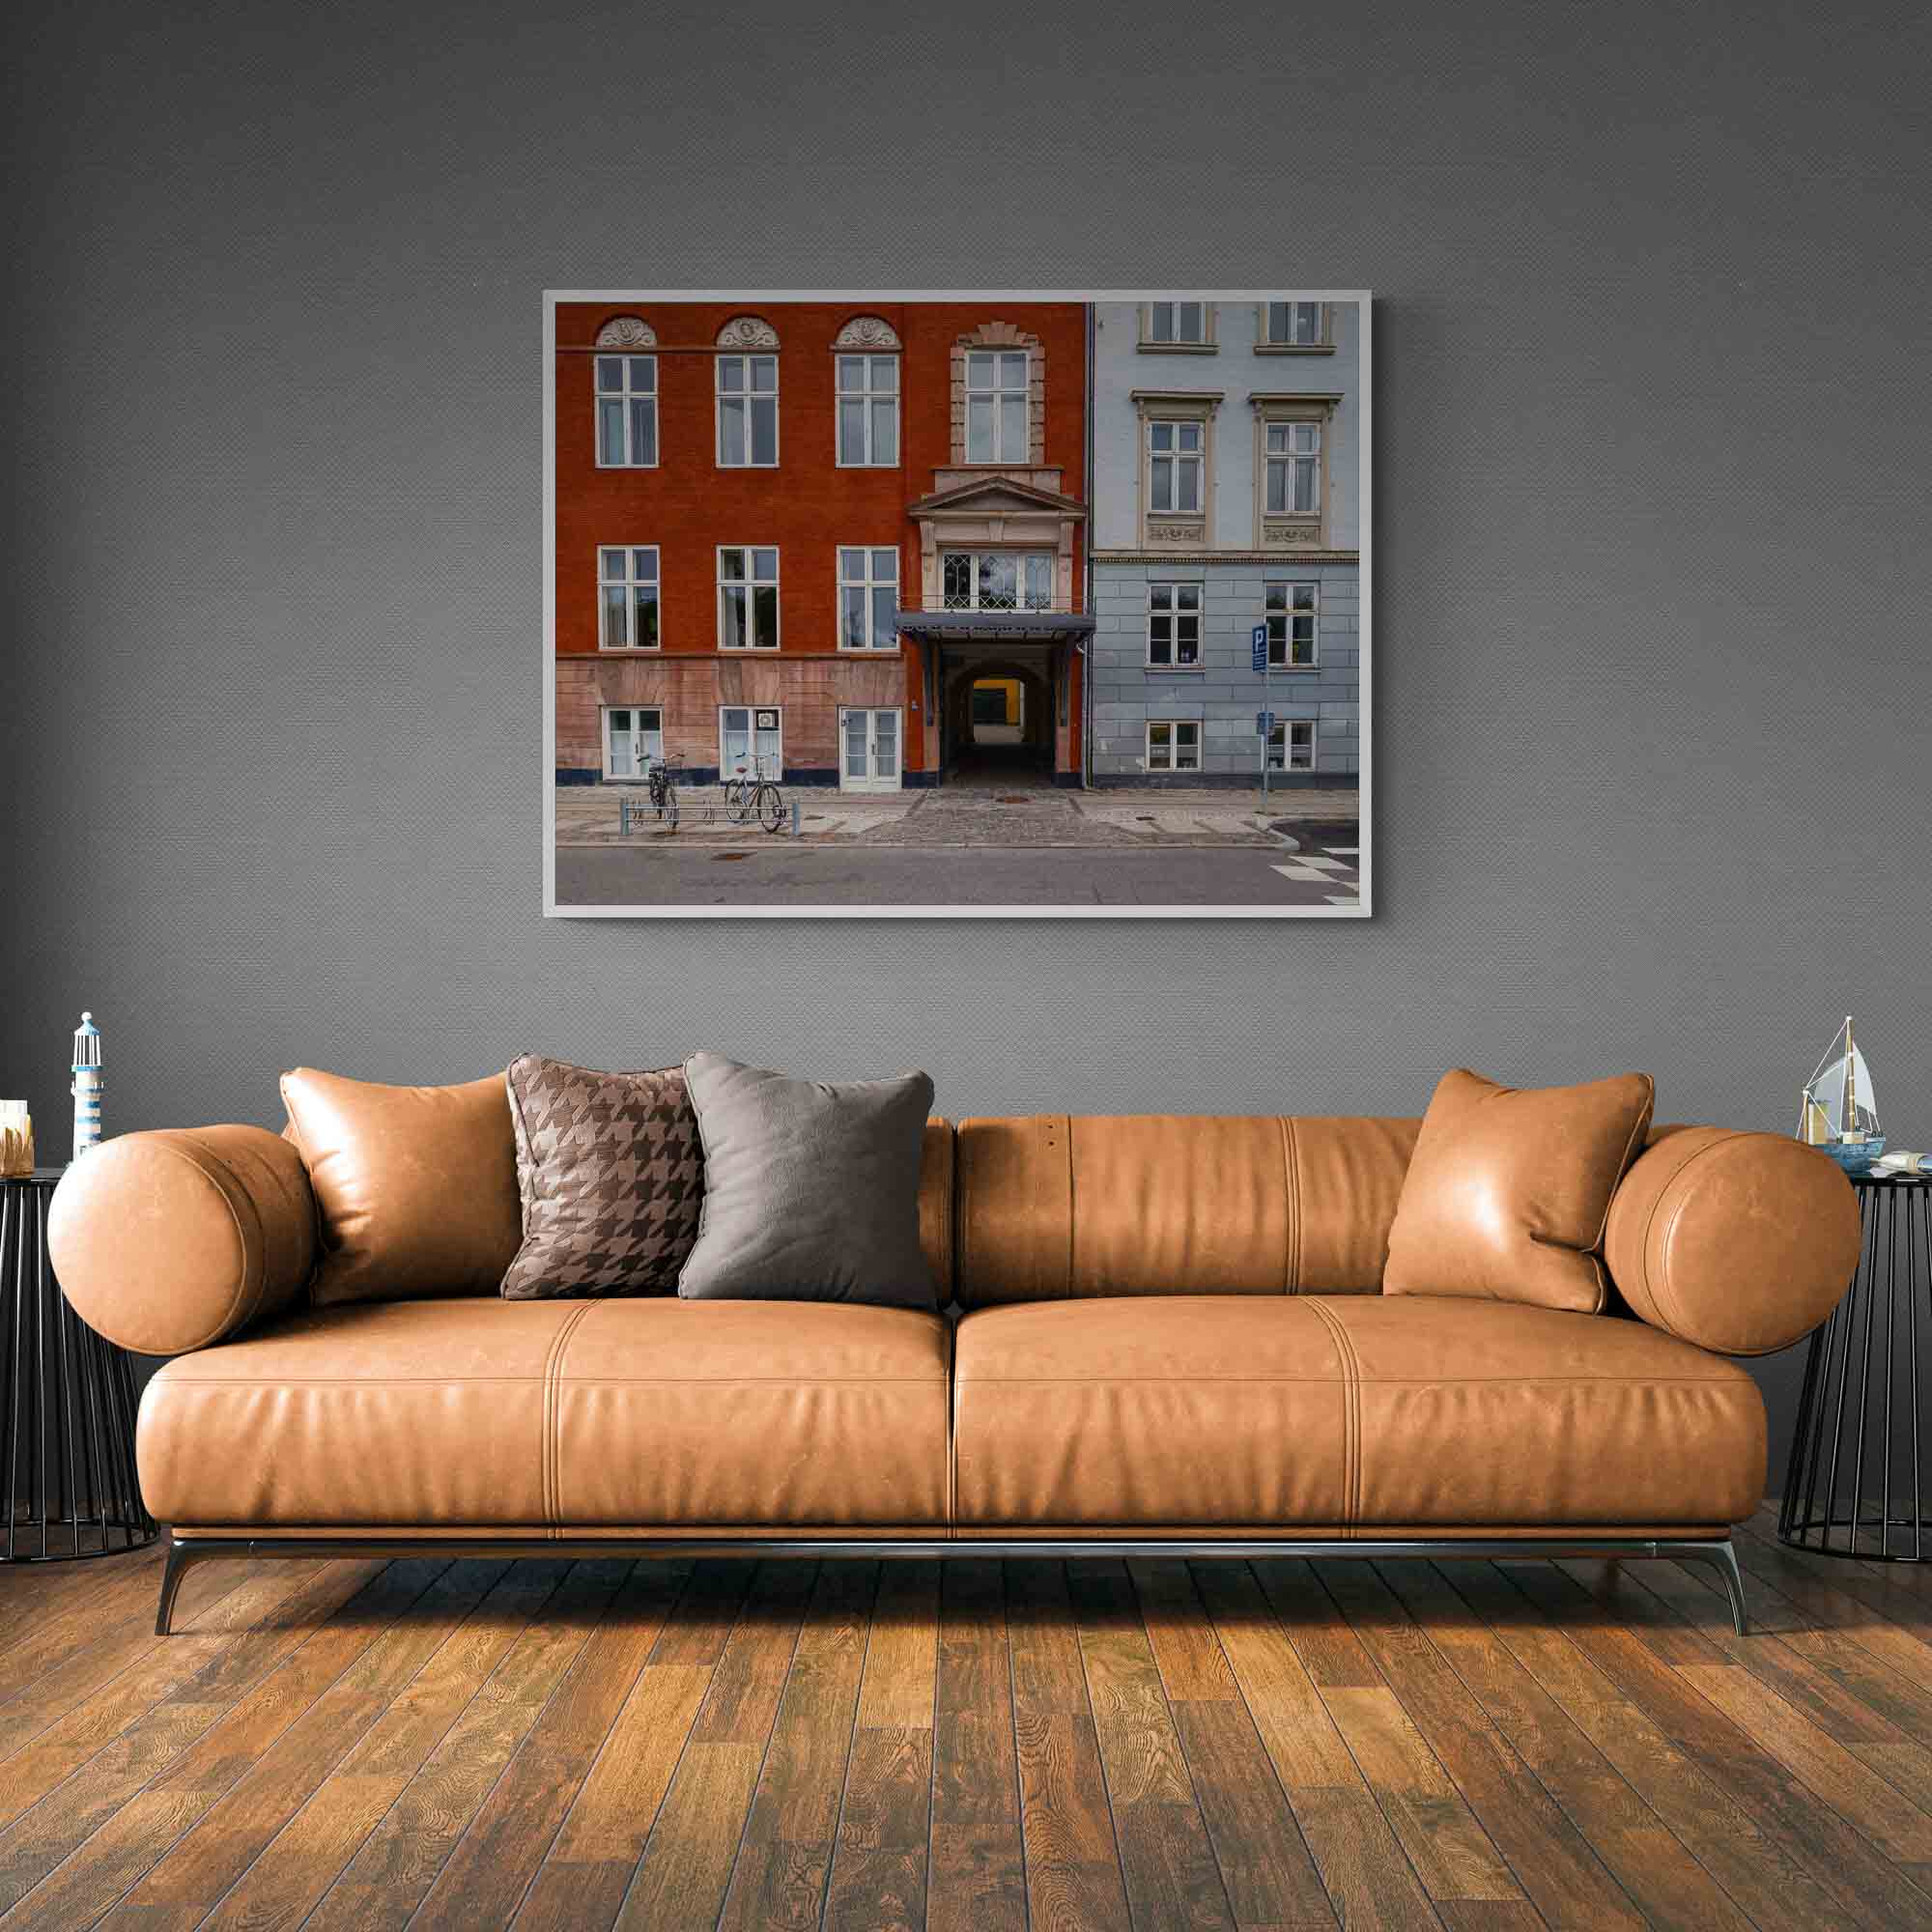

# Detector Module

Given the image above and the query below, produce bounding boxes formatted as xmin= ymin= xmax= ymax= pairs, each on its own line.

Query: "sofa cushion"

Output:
xmin=139 ymin=1297 xmax=950 ymax=1528
xmin=952 ymin=1294 xmax=1763 ymax=1528
xmin=1383 ymin=1068 xmax=1654 ymax=1313
xmin=499 ymin=1055 xmax=703 ymax=1300
xmin=954 ymin=1114 xmax=1421 ymax=1306
xmin=678 ymin=1053 xmax=937 ymax=1308
xmin=281 ymin=1066 xmax=522 ymax=1306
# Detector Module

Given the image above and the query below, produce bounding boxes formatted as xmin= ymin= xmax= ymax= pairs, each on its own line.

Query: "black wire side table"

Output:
xmin=1779 ymin=1176 xmax=1928 ymax=1560
xmin=2 ymin=1171 xmax=157 ymax=1561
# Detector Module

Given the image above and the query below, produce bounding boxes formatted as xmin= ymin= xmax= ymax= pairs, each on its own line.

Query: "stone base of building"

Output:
xmin=557 ymin=766 xmax=941 ymax=789
xmin=556 ymin=654 xmax=930 ymax=785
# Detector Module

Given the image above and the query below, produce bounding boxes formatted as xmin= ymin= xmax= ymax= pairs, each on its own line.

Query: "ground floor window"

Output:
xmin=604 ymin=705 xmax=664 ymax=779
xmin=1149 ymin=582 xmax=1202 ymax=667
xmin=1268 ymin=718 xmax=1316 ymax=771
xmin=721 ymin=705 xmax=781 ymax=779
xmin=1147 ymin=719 xmax=1201 ymax=772
xmin=1264 ymin=581 xmax=1318 ymax=667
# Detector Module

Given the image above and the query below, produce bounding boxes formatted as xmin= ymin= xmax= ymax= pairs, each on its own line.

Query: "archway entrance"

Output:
xmin=942 ymin=656 xmax=1055 ymax=787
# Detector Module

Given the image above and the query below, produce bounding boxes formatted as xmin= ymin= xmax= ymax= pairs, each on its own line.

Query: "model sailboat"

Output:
xmin=1799 ymin=1015 xmax=1886 ymax=1175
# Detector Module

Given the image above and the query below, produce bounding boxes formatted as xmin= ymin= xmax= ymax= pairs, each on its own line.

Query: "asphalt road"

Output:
xmin=554 ymin=843 xmax=1362 ymax=911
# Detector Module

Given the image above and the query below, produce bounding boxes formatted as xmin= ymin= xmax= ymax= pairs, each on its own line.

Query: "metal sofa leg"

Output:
xmin=1689 ymin=1539 xmax=1748 ymax=1635
xmin=155 ymin=1537 xmax=195 ymax=1635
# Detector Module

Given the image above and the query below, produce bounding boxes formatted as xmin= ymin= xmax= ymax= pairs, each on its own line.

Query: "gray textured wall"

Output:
xmin=5 ymin=0 xmax=1928 ymax=1478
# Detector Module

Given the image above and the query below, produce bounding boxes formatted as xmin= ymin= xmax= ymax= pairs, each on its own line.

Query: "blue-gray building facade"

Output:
xmin=1087 ymin=298 xmax=1361 ymax=787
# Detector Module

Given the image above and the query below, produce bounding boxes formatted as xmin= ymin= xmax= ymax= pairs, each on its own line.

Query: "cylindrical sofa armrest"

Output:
xmin=1604 ymin=1127 xmax=1860 ymax=1355
xmin=47 ymin=1126 xmax=317 ymax=1354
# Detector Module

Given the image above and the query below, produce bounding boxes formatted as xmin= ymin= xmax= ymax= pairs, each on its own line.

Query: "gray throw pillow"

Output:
xmin=677 ymin=1053 xmax=937 ymax=1308
xmin=499 ymin=1055 xmax=703 ymax=1299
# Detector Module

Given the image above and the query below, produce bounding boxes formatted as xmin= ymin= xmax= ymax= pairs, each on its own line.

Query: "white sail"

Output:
xmin=1810 ymin=1045 xmax=1880 ymax=1138
xmin=1848 ymin=1045 xmax=1879 ymax=1132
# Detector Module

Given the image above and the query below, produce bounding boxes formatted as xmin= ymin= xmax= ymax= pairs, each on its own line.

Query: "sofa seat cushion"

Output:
xmin=952 ymin=1294 xmax=1764 ymax=1528
xmin=140 ymin=1297 xmax=951 ymax=1528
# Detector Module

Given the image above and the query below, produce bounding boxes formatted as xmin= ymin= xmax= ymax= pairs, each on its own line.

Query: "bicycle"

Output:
xmin=722 ymin=756 xmax=786 ymax=835
xmin=643 ymin=757 xmax=680 ymax=832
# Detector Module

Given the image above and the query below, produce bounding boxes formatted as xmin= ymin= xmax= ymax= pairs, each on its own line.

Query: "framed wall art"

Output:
xmin=544 ymin=290 xmax=1370 ymax=918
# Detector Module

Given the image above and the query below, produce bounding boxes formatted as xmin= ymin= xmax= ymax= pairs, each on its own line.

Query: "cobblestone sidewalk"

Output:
xmin=555 ymin=785 xmax=1357 ymax=850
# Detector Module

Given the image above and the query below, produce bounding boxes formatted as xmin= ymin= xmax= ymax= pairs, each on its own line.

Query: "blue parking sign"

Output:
xmin=1251 ymin=623 xmax=1269 ymax=673
xmin=1256 ymin=711 xmax=1275 ymax=735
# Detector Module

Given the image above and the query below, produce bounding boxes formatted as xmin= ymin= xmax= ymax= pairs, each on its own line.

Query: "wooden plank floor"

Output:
xmin=1 ymin=1506 xmax=1930 ymax=1929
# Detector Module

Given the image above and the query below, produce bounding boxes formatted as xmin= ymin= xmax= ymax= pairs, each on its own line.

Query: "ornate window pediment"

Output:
xmin=951 ymin=323 xmax=1045 ymax=466
xmin=1249 ymin=392 xmax=1339 ymax=549
xmin=834 ymin=315 xmax=900 ymax=351
xmin=717 ymin=315 xmax=780 ymax=350
xmin=594 ymin=315 xmax=656 ymax=348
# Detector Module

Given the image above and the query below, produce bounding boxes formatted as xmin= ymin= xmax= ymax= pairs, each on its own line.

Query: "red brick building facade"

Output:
xmin=553 ymin=299 xmax=1090 ymax=788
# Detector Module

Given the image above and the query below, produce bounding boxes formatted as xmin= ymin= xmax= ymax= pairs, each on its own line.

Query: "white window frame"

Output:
xmin=836 ymin=354 xmax=899 ymax=467
xmin=837 ymin=546 xmax=900 ymax=651
xmin=594 ymin=354 xmax=658 ymax=468
xmin=719 ymin=704 xmax=782 ymax=781
xmin=1264 ymin=420 xmax=1322 ymax=518
xmin=1263 ymin=301 xmax=1327 ymax=349
xmin=839 ymin=705 xmax=904 ymax=791
xmin=602 ymin=704 xmax=664 ymax=781
xmin=717 ymin=546 xmax=781 ymax=651
xmin=940 ymin=550 xmax=1056 ymax=612
xmin=1147 ymin=582 xmax=1204 ymax=668
xmin=597 ymin=545 xmax=661 ymax=651
xmin=1146 ymin=719 xmax=1202 ymax=773
xmin=1268 ymin=718 xmax=1317 ymax=771
xmin=1141 ymin=301 xmax=1214 ymax=349
xmin=963 ymin=350 xmax=1030 ymax=464
xmin=1264 ymin=581 xmax=1319 ymax=668
xmin=716 ymin=354 xmax=780 ymax=468
xmin=1147 ymin=418 xmax=1206 ymax=516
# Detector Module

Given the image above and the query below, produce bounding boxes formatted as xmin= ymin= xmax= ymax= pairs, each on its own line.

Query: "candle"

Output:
xmin=0 ymin=1101 xmax=31 ymax=1178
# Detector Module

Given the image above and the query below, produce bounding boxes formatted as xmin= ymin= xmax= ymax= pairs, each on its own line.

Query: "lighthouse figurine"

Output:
xmin=71 ymin=1011 xmax=103 ymax=1162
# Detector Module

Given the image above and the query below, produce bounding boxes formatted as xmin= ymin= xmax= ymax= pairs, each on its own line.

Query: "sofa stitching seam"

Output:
xmin=1059 ymin=1115 xmax=1074 ymax=1300
xmin=1641 ymin=1134 xmax=1741 ymax=1337
xmin=1303 ymin=1298 xmax=1358 ymax=1532
xmin=946 ymin=1373 xmax=1753 ymax=1387
xmin=1279 ymin=1116 xmax=1299 ymax=1294
xmin=150 ymin=1371 xmax=1747 ymax=1390
xmin=146 ymin=1138 xmax=257 ymax=1351
xmin=543 ymin=1304 xmax=595 ymax=1535
xmin=945 ymin=1316 xmax=955 ymax=1532
xmin=148 ymin=1374 xmax=954 ymax=1387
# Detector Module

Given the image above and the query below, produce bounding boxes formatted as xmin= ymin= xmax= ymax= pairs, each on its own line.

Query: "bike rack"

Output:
xmin=617 ymin=776 xmax=795 ymax=838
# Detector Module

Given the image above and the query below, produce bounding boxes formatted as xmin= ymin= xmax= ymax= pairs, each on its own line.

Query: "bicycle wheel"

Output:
xmin=756 ymin=783 xmax=786 ymax=835
xmin=724 ymin=781 xmax=754 ymax=824
xmin=660 ymin=783 xmax=679 ymax=833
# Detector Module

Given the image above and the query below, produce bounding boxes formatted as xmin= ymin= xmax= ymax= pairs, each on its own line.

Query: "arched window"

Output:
xmin=593 ymin=321 xmax=657 ymax=467
xmin=834 ymin=318 xmax=900 ymax=467
xmin=716 ymin=318 xmax=780 ymax=467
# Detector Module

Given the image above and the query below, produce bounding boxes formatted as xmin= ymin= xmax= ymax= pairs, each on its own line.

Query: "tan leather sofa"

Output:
xmin=47 ymin=1112 xmax=1860 ymax=1635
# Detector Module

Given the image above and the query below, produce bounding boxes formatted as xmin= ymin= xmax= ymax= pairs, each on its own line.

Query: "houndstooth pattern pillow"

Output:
xmin=499 ymin=1055 xmax=703 ymax=1299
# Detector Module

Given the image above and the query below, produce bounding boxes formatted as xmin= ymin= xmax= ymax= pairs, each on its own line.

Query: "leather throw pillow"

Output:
xmin=499 ymin=1055 xmax=703 ymax=1299
xmin=281 ymin=1066 xmax=523 ymax=1306
xmin=1383 ymin=1067 xmax=1655 ymax=1313
xmin=678 ymin=1052 xmax=937 ymax=1309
